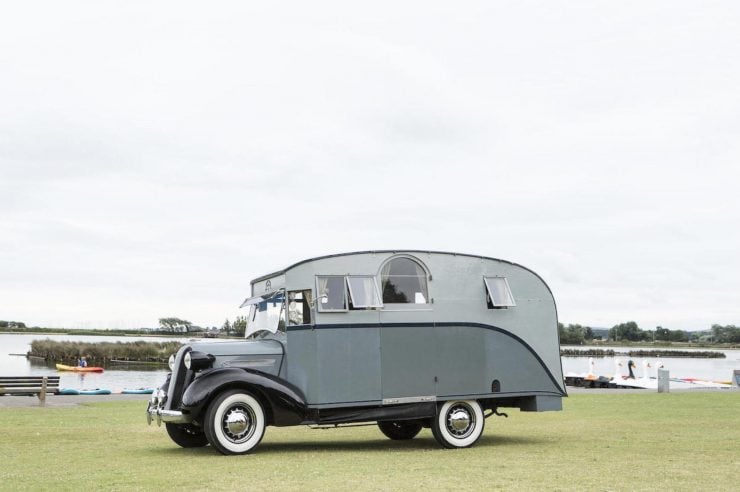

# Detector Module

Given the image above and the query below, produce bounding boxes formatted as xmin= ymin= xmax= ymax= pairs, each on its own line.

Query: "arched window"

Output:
xmin=380 ymin=256 xmax=429 ymax=304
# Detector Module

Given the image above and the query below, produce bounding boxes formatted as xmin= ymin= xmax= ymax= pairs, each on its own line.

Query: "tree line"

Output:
xmin=0 ymin=320 xmax=26 ymax=329
xmin=221 ymin=316 xmax=247 ymax=337
xmin=559 ymin=321 xmax=740 ymax=345
xmin=1 ymin=317 xmax=249 ymax=338
xmin=157 ymin=316 xmax=248 ymax=337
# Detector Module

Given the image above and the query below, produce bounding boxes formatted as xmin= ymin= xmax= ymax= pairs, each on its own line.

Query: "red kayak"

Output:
xmin=56 ymin=363 xmax=104 ymax=373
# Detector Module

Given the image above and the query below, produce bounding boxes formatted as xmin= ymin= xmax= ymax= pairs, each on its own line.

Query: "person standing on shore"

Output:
xmin=626 ymin=360 xmax=636 ymax=379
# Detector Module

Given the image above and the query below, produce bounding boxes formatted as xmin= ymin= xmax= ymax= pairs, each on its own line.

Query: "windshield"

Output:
xmin=246 ymin=291 xmax=285 ymax=338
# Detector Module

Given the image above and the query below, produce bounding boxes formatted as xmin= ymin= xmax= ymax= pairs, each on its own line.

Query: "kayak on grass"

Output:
xmin=55 ymin=363 xmax=104 ymax=373
xmin=121 ymin=388 xmax=154 ymax=394
xmin=59 ymin=388 xmax=113 ymax=395
xmin=79 ymin=388 xmax=111 ymax=395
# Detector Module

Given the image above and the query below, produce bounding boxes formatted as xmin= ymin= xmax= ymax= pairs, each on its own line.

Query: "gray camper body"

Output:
xmin=147 ymin=251 xmax=566 ymax=454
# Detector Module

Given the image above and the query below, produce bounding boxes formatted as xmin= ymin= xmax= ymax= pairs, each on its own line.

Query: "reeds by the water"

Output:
xmin=626 ymin=349 xmax=725 ymax=358
xmin=29 ymin=339 xmax=182 ymax=365
xmin=561 ymin=348 xmax=616 ymax=357
xmin=560 ymin=347 xmax=726 ymax=358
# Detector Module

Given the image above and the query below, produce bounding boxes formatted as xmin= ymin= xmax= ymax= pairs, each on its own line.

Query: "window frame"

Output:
xmin=346 ymin=275 xmax=383 ymax=309
xmin=315 ymin=275 xmax=349 ymax=313
xmin=287 ymin=290 xmax=312 ymax=326
xmin=484 ymin=276 xmax=516 ymax=309
xmin=378 ymin=255 xmax=431 ymax=305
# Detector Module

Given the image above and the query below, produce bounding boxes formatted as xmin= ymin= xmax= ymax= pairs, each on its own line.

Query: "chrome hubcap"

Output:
xmin=222 ymin=405 xmax=255 ymax=443
xmin=446 ymin=404 xmax=475 ymax=439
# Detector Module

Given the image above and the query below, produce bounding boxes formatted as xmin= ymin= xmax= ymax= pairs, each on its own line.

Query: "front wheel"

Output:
xmin=165 ymin=423 xmax=208 ymax=448
xmin=203 ymin=390 xmax=266 ymax=455
xmin=378 ymin=420 xmax=423 ymax=440
xmin=431 ymin=400 xmax=485 ymax=449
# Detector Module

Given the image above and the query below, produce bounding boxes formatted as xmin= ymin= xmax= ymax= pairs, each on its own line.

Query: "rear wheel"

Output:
xmin=431 ymin=400 xmax=485 ymax=449
xmin=165 ymin=423 xmax=208 ymax=448
xmin=203 ymin=390 xmax=266 ymax=455
xmin=378 ymin=420 xmax=423 ymax=440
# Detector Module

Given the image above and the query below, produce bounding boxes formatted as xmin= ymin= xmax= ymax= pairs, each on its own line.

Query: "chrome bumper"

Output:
xmin=146 ymin=389 xmax=190 ymax=426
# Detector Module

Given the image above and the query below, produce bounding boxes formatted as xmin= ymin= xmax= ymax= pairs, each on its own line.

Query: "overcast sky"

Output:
xmin=1 ymin=1 xmax=739 ymax=331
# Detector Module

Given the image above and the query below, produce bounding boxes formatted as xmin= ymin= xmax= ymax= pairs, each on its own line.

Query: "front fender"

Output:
xmin=181 ymin=367 xmax=307 ymax=426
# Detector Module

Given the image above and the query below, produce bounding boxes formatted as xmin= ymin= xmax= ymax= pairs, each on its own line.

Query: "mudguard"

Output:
xmin=181 ymin=367 xmax=308 ymax=426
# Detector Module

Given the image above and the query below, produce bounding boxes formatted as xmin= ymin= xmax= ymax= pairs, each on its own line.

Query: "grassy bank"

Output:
xmin=1 ymin=393 xmax=738 ymax=490
xmin=29 ymin=339 xmax=182 ymax=365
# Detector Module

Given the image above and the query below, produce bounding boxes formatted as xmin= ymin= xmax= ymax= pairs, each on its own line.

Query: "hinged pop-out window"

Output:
xmin=244 ymin=290 xmax=286 ymax=338
xmin=484 ymin=277 xmax=516 ymax=308
xmin=346 ymin=276 xmax=383 ymax=309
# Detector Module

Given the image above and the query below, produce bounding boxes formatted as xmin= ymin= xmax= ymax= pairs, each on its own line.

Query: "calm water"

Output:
xmin=561 ymin=345 xmax=740 ymax=382
xmin=2 ymin=334 xmax=738 ymax=389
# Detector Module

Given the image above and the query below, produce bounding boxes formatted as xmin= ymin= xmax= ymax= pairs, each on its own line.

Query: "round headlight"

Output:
xmin=185 ymin=351 xmax=215 ymax=371
xmin=168 ymin=354 xmax=175 ymax=371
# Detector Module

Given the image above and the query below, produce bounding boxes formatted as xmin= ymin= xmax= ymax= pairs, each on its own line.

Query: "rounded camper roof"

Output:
xmin=251 ymin=250 xmax=551 ymax=293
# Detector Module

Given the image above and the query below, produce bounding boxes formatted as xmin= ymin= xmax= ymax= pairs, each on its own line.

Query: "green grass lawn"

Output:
xmin=1 ymin=393 xmax=738 ymax=491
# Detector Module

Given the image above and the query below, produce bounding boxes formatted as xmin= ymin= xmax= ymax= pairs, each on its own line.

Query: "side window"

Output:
xmin=380 ymin=257 xmax=429 ymax=304
xmin=484 ymin=277 xmax=516 ymax=308
xmin=288 ymin=290 xmax=312 ymax=325
xmin=346 ymin=276 xmax=383 ymax=309
xmin=316 ymin=276 xmax=347 ymax=312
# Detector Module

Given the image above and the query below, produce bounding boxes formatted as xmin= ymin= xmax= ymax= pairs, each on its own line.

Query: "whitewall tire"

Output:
xmin=204 ymin=390 xmax=266 ymax=455
xmin=431 ymin=400 xmax=485 ymax=449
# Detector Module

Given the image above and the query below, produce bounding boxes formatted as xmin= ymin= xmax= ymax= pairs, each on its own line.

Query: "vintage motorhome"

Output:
xmin=147 ymin=251 xmax=566 ymax=454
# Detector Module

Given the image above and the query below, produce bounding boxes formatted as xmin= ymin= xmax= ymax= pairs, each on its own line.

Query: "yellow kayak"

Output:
xmin=56 ymin=363 xmax=104 ymax=373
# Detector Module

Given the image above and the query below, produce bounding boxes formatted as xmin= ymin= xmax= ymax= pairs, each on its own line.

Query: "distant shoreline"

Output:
xmin=0 ymin=330 xmax=193 ymax=338
xmin=1 ymin=331 xmax=69 ymax=336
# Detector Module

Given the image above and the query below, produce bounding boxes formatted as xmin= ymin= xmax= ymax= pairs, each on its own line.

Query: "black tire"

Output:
xmin=203 ymin=390 xmax=266 ymax=455
xmin=431 ymin=400 xmax=485 ymax=449
xmin=378 ymin=420 xmax=423 ymax=440
xmin=165 ymin=423 xmax=208 ymax=448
